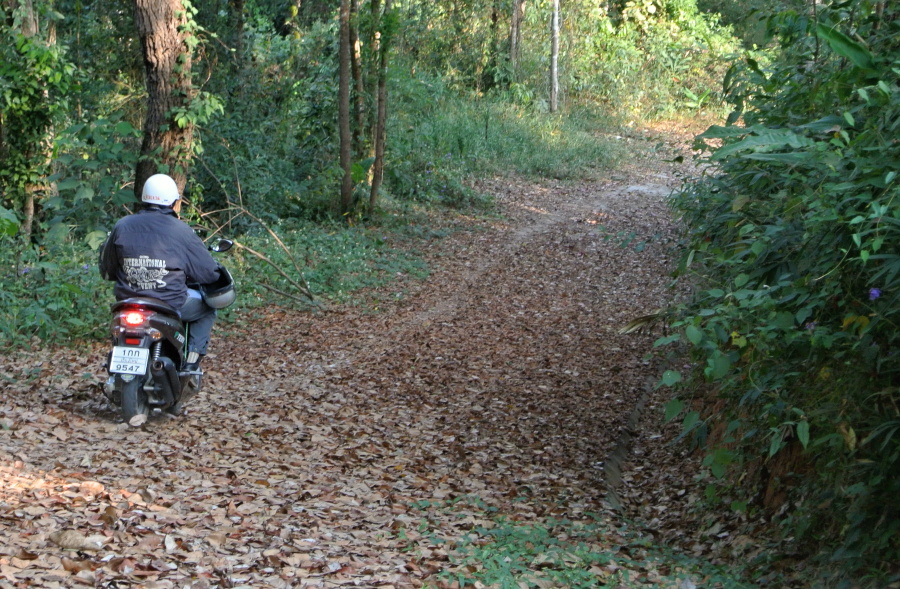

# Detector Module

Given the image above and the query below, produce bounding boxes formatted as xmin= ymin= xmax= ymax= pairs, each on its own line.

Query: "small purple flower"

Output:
xmin=869 ymin=288 xmax=882 ymax=301
xmin=20 ymin=267 xmax=30 ymax=275
xmin=82 ymin=264 xmax=90 ymax=271
xmin=805 ymin=321 xmax=817 ymax=331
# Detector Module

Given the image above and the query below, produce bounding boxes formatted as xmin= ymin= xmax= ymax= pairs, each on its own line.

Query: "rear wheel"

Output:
xmin=121 ymin=378 xmax=150 ymax=426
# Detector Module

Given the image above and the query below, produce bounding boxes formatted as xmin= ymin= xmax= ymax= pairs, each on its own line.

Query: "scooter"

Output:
xmin=103 ymin=239 xmax=235 ymax=426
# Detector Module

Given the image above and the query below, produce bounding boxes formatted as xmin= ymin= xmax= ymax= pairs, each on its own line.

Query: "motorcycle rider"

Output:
xmin=99 ymin=173 xmax=221 ymax=374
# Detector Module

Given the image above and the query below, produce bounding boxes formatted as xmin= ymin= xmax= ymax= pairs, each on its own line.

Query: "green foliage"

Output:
xmin=0 ymin=206 xmax=19 ymax=236
xmin=662 ymin=0 xmax=900 ymax=582
xmin=0 ymin=207 xmax=450 ymax=348
xmin=405 ymin=500 xmax=754 ymax=588
xmin=0 ymin=236 xmax=110 ymax=346
xmin=230 ymin=218 xmax=432 ymax=306
xmin=194 ymin=17 xmax=344 ymax=221
xmin=389 ymin=70 xmax=621 ymax=204
xmin=0 ymin=27 xmax=74 ymax=203
xmin=49 ymin=116 xmax=143 ymax=229
xmin=697 ymin=0 xmax=806 ymax=48
xmin=553 ymin=0 xmax=741 ymax=119
xmin=391 ymin=0 xmax=739 ymax=119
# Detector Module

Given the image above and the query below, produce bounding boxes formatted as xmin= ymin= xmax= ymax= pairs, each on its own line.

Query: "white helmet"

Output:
xmin=141 ymin=174 xmax=180 ymax=206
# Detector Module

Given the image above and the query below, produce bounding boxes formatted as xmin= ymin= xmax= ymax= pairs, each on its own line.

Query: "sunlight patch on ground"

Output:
xmin=0 ymin=461 xmax=107 ymax=504
xmin=510 ymin=202 xmax=551 ymax=215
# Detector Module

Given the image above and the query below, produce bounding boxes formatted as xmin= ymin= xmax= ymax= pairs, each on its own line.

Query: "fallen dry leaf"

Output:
xmin=0 ymin=128 xmax=764 ymax=587
xmin=79 ymin=481 xmax=104 ymax=497
xmin=49 ymin=530 xmax=105 ymax=551
xmin=61 ymin=557 xmax=94 ymax=573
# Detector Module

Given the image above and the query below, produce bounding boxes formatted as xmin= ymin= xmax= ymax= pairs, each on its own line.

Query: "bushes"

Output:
xmin=559 ymin=0 xmax=740 ymax=120
xmin=0 ymin=237 xmax=110 ymax=345
xmin=0 ymin=216 xmax=437 ymax=346
xmin=663 ymin=1 xmax=900 ymax=583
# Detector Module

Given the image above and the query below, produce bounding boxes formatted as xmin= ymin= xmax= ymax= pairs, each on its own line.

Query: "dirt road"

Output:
xmin=0 ymin=134 xmax=694 ymax=587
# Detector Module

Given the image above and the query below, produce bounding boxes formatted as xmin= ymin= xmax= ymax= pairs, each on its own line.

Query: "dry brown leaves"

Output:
xmin=0 ymin=134 xmax=720 ymax=588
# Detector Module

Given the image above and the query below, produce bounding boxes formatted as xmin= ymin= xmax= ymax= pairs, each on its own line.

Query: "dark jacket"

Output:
xmin=99 ymin=206 xmax=220 ymax=308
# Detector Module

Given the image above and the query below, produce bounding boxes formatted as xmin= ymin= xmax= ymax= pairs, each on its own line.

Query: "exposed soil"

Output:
xmin=0 ymin=129 xmax=737 ymax=588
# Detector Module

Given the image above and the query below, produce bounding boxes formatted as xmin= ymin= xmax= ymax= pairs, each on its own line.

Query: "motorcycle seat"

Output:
xmin=112 ymin=297 xmax=179 ymax=316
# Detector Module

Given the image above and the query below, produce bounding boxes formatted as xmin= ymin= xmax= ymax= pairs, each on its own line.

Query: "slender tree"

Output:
xmin=338 ymin=0 xmax=353 ymax=214
xmin=366 ymin=0 xmax=381 ymax=188
xmin=133 ymin=0 xmax=196 ymax=199
xmin=509 ymin=0 xmax=525 ymax=80
xmin=350 ymin=0 xmax=365 ymax=156
xmin=9 ymin=0 xmax=39 ymax=238
xmin=368 ymin=0 xmax=390 ymax=214
xmin=486 ymin=0 xmax=500 ymax=90
xmin=229 ymin=0 xmax=244 ymax=71
xmin=549 ymin=0 xmax=559 ymax=112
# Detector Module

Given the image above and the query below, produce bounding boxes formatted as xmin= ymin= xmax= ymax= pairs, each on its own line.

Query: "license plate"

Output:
xmin=110 ymin=346 xmax=150 ymax=375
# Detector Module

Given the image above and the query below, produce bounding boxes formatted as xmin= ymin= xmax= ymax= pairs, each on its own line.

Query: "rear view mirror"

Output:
xmin=209 ymin=238 xmax=234 ymax=253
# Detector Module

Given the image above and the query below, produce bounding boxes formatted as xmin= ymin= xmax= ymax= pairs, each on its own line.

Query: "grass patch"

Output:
xmin=402 ymin=498 xmax=761 ymax=589
xmin=388 ymin=75 xmax=625 ymax=207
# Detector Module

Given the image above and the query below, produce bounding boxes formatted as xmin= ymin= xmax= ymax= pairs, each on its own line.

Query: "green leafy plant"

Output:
xmin=403 ymin=500 xmax=755 ymax=588
xmin=0 ymin=26 xmax=74 ymax=222
xmin=660 ymin=1 xmax=900 ymax=583
xmin=0 ymin=237 xmax=110 ymax=346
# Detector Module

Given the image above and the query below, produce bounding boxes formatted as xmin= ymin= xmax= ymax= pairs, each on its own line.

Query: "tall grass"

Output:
xmin=385 ymin=70 xmax=624 ymax=206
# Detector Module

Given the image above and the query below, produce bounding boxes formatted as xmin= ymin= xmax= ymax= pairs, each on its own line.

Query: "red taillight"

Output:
xmin=125 ymin=338 xmax=142 ymax=345
xmin=124 ymin=311 xmax=145 ymax=326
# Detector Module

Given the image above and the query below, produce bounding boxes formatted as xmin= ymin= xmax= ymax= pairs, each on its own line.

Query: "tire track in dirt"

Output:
xmin=216 ymin=170 xmax=682 ymax=510
xmin=0 ymin=156 xmax=689 ymax=586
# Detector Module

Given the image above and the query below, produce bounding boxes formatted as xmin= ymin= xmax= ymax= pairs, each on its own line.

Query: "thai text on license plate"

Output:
xmin=110 ymin=346 xmax=150 ymax=375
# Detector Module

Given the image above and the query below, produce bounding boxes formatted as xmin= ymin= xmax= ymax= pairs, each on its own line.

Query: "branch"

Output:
xmin=257 ymin=282 xmax=324 ymax=308
xmin=193 ymin=150 xmax=317 ymax=305
xmin=230 ymin=238 xmax=317 ymax=304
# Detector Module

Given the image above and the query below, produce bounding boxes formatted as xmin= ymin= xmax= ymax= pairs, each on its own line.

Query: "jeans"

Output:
xmin=179 ymin=289 xmax=217 ymax=355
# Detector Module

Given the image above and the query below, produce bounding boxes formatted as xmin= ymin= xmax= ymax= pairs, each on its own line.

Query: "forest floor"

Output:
xmin=0 ymin=127 xmax=766 ymax=588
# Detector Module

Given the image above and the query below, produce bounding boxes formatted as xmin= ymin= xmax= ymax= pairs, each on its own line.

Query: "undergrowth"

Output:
xmin=390 ymin=76 xmax=624 ymax=190
xmin=405 ymin=498 xmax=757 ymax=589
xmin=658 ymin=2 xmax=900 ymax=584
xmin=0 ymin=202 xmax=458 ymax=348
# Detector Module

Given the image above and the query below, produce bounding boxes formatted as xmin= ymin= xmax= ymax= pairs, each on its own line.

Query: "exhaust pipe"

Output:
xmin=150 ymin=356 xmax=181 ymax=408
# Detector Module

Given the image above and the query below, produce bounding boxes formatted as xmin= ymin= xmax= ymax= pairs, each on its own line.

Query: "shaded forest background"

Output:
xmin=2 ymin=0 xmax=898 ymax=586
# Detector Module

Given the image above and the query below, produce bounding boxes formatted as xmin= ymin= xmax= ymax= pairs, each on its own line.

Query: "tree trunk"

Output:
xmin=369 ymin=0 xmax=390 ymax=214
xmin=485 ymin=0 xmax=499 ymax=90
xmin=338 ymin=0 xmax=353 ymax=214
xmin=133 ymin=0 xmax=195 ymax=199
xmin=350 ymin=0 xmax=366 ymax=156
xmin=509 ymin=0 xmax=524 ymax=80
xmin=9 ymin=0 xmax=37 ymax=35
xmin=366 ymin=0 xmax=381 ymax=187
xmin=549 ymin=0 xmax=559 ymax=113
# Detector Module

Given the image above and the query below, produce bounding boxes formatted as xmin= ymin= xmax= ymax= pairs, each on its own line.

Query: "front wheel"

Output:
xmin=121 ymin=378 xmax=150 ymax=426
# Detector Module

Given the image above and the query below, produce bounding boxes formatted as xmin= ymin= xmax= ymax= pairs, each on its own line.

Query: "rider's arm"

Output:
xmin=179 ymin=225 xmax=220 ymax=285
xmin=98 ymin=228 xmax=118 ymax=281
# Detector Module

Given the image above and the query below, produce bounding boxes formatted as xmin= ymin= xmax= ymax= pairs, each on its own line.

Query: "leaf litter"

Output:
xmin=0 ymin=132 xmax=743 ymax=587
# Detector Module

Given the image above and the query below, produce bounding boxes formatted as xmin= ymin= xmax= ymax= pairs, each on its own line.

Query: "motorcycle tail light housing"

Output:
xmin=124 ymin=311 xmax=145 ymax=326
